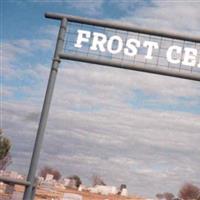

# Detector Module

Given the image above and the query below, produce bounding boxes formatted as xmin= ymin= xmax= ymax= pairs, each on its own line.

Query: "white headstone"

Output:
xmin=45 ymin=173 xmax=54 ymax=181
xmin=78 ymin=185 xmax=83 ymax=192
xmin=62 ymin=193 xmax=83 ymax=200
xmin=64 ymin=178 xmax=71 ymax=186
xmin=11 ymin=191 xmax=23 ymax=200
xmin=121 ymin=188 xmax=128 ymax=197
xmin=10 ymin=171 xmax=18 ymax=179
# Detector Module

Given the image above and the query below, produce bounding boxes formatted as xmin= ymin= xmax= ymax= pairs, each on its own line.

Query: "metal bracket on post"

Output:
xmin=22 ymin=17 xmax=67 ymax=200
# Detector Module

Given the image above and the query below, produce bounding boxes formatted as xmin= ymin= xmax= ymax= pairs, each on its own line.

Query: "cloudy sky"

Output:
xmin=1 ymin=0 xmax=200 ymax=198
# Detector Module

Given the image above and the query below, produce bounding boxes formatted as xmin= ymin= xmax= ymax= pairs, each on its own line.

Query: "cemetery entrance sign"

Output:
xmin=1 ymin=12 xmax=200 ymax=200
xmin=73 ymin=29 xmax=200 ymax=68
xmin=56 ymin=12 xmax=200 ymax=81
xmin=16 ymin=11 xmax=200 ymax=200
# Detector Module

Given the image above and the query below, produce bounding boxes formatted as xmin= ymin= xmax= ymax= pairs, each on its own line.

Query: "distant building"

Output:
xmin=0 ymin=170 xmax=24 ymax=180
xmin=45 ymin=173 xmax=54 ymax=181
xmin=118 ymin=184 xmax=127 ymax=194
xmin=88 ymin=185 xmax=118 ymax=195
xmin=63 ymin=178 xmax=77 ymax=189
xmin=121 ymin=188 xmax=128 ymax=197
xmin=63 ymin=176 xmax=82 ymax=189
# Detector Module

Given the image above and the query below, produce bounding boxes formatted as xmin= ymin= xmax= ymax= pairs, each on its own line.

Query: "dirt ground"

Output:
xmin=36 ymin=188 xmax=144 ymax=200
xmin=0 ymin=184 xmax=145 ymax=200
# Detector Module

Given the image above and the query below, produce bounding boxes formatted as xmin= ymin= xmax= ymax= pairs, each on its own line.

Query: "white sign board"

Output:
xmin=74 ymin=29 xmax=200 ymax=69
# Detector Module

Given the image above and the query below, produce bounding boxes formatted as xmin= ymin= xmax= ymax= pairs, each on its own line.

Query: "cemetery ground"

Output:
xmin=0 ymin=183 xmax=144 ymax=200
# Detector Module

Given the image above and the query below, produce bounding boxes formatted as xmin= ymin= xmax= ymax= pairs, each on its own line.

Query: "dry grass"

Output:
xmin=1 ymin=184 xmax=145 ymax=200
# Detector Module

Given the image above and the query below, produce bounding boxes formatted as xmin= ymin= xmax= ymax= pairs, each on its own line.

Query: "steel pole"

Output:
xmin=45 ymin=12 xmax=200 ymax=43
xmin=59 ymin=53 xmax=200 ymax=82
xmin=23 ymin=17 xmax=67 ymax=200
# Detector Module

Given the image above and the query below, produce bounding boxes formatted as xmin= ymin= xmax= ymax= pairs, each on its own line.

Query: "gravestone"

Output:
xmin=11 ymin=191 xmax=23 ymax=200
xmin=62 ymin=193 xmax=83 ymax=200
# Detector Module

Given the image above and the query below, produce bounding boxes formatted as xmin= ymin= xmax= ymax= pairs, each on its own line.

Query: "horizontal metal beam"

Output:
xmin=59 ymin=53 xmax=200 ymax=82
xmin=0 ymin=176 xmax=31 ymax=186
xmin=45 ymin=12 xmax=200 ymax=43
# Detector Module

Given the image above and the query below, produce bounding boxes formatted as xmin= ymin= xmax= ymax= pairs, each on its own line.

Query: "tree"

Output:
xmin=0 ymin=129 xmax=12 ymax=170
xmin=179 ymin=183 xmax=200 ymax=200
xmin=68 ymin=175 xmax=82 ymax=188
xmin=39 ymin=166 xmax=61 ymax=181
xmin=156 ymin=192 xmax=174 ymax=200
xmin=156 ymin=193 xmax=164 ymax=199
xmin=92 ymin=174 xmax=106 ymax=187
xmin=163 ymin=192 xmax=175 ymax=200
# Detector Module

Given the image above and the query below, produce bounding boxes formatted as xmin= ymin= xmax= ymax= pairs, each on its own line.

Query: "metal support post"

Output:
xmin=23 ymin=17 xmax=67 ymax=200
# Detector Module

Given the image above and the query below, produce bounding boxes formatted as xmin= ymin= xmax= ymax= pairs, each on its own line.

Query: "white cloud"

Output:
xmin=3 ymin=38 xmax=54 ymax=60
xmin=39 ymin=25 xmax=59 ymax=38
xmin=3 ymin=60 xmax=200 ymax=197
xmin=64 ymin=0 xmax=104 ymax=15
xmin=119 ymin=0 xmax=200 ymax=35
